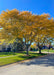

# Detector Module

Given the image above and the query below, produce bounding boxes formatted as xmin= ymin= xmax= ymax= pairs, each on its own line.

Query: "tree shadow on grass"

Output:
xmin=19 ymin=54 xmax=54 ymax=67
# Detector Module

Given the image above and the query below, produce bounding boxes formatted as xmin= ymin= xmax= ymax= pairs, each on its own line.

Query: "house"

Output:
xmin=0 ymin=43 xmax=12 ymax=52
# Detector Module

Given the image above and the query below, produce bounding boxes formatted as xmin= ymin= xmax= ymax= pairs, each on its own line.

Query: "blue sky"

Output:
xmin=0 ymin=0 xmax=54 ymax=18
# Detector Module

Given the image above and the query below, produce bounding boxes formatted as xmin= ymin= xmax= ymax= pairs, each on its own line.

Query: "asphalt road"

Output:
xmin=0 ymin=54 xmax=54 ymax=75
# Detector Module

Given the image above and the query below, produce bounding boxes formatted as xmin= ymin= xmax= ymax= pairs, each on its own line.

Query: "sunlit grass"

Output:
xmin=41 ymin=49 xmax=54 ymax=53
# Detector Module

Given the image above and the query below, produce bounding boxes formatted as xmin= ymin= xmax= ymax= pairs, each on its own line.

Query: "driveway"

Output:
xmin=0 ymin=54 xmax=54 ymax=75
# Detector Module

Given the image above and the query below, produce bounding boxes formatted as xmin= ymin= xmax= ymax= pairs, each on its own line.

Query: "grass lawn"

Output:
xmin=0 ymin=52 xmax=20 ymax=57
xmin=41 ymin=49 xmax=54 ymax=53
xmin=0 ymin=51 xmax=46 ymax=66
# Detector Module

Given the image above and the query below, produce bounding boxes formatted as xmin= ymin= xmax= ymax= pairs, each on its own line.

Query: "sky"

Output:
xmin=0 ymin=0 xmax=54 ymax=18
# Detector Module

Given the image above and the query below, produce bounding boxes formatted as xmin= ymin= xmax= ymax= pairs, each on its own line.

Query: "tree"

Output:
xmin=0 ymin=9 xmax=54 ymax=55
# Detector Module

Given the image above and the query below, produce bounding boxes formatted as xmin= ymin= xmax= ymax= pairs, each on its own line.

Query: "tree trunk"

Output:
xmin=37 ymin=42 xmax=42 ymax=54
xmin=39 ymin=48 xmax=41 ymax=54
xmin=27 ymin=48 xmax=29 ymax=55
xmin=28 ymin=45 xmax=31 ymax=51
xmin=26 ymin=46 xmax=29 ymax=55
xmin=26 ymin=44 xmax=31 ymax=55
